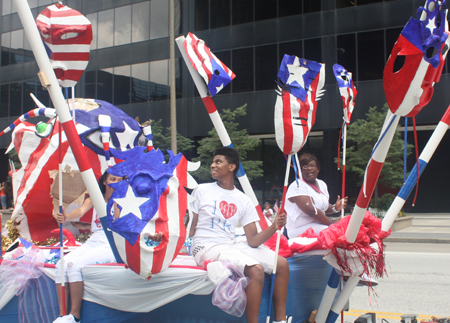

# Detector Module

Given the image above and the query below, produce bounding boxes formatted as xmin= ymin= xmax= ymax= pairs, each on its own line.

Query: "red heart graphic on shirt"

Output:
xmin=219 ymin=201 xmax=237 ymax=219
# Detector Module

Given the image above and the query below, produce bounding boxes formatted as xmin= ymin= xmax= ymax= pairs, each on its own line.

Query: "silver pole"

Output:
xmin=169 ymin=0 xmax=177 ymax=153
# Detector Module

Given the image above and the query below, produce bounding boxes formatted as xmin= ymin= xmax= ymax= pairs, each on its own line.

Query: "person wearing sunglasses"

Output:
xmin=284 ymin=153 xmax=347 ymax=239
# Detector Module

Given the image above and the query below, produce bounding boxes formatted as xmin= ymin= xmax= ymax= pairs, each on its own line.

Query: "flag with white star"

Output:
xmin=274 ymin=54 xmax=325 ymax=155
xmin=333 ymin=64 xmax=357 ymax=124
xmin=184 ymin=32 xmax=236 ymax=96
xmin=384 ymin=0 xmax=450 ymax=117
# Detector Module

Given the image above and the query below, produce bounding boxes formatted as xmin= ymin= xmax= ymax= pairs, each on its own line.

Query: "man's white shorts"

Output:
xmin=193 ymin=240 xmax=276 ymax=275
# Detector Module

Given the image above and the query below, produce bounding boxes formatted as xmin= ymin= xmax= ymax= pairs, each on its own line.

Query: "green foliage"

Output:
xmin=370 ymin=193 xmax=395 ymax=211
xmin=150 ymin=119 xmax=195 ymax=157
xmin=193 ymin=104 xmax=263 ymax=182
xmin=341 ymin=104 xmax=413 ymax=190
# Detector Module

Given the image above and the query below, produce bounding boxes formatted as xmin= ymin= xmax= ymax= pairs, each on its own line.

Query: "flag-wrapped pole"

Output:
xmin=175 ymin=35 xmax=268 ymax=230
xmin=341 ymin=123 xmax=347 ymax=219
xmin=13 ymin=0 xmax=107 ymax=233
xmin=58 ymin=120 xmax=66 ymax=315
xmin=382 ymin=104 xmax=450 ymax=232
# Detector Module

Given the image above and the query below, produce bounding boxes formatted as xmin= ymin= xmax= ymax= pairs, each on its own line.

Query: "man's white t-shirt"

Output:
xmin=191 ymin=182 xmax=259 ymax=248
xmin=284 ymin=178 xmax=330 ymax=237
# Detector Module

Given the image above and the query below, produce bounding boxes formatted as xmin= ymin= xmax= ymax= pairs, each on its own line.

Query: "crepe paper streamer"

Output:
xmin=106 ymin=147 xmax=195 ymax=279
xmin=404 ymin=117 xmax=408 ymax=183
xmin=36 ymin=3 xmax=93 ymax=87
xmin=314 ymin=270 xmax=341 ymax=323
xmin=0 ymin=108 xmax=56 ymax=136
xmin=384 ymin=0 xmax=450 ymax=118
xmin=381 ymin=104 xmax=450 ymax=233
xmin=14 ymin=0 xmax=118 ymax=256
xmin=143 ymin=125 xmax=153 ymax=151
xmin=98 ymin=115 xmax=113 ymax=167
xmin=183 ymin=33 xmax=235 ymax=97
xmin=275 ymin=55 xmax=325 ymax=155
xmin=176 ymin=34 xmax=269 ymax=231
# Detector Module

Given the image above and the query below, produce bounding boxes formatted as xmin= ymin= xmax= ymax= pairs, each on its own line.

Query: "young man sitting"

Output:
xmin=189 ymin=147 xmax=289 ymax=323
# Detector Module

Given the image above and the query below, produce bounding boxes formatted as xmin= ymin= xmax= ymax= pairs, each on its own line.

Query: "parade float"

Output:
xmin=1 ymin=0 xmax=450 ymax=322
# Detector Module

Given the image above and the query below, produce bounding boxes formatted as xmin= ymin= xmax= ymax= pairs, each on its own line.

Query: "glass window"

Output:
xmin=23 ymin=31 xmax=34 ymax=63
xmin=337 ymin=33 xmax=357 ymax=80
xmin=174 ymin=0 xmax=182 ymax=35
xmin=150 ymin=60 xmax=169 ymax=101
xmin=279 ymin=0 xmax=302 ymax=17
xmin=28 ymin=0 xmax=38 ymax=9
xmin=2 ymin=0 xmax=11 ymax=16
xmin=10 ymin=29 xmax=24 ymax=65
xmin=86 ymin=13 xmax=97 ymax=50
xmin=210 ymin=0 xmax=230 ymax=28
xmin=85 ymin=71 xmax=96 ymax=99
xmin=114 ymin=65 xmax=131 ymax=105
xmin=1 ymin=33 xmax=11 ymax=66
xmin=98 ymin=9 xmax=114 ymax=49
xmin=10 ymin=82 xmax=22 ymax=117
xmin=132 ymin=2 xmax=150 ymax=43
xmin=357 ymin=0 xmax=383 ymax=5
xmin=232 ymin=0 xmax=252 ymax=25
xmin=255 ymin=0 xmax=277 ymax=21
xmin=1 ymin=84 xmax=9 ymax=118
xmin=255 ymin=44 xmax=277 ymax=91
xmin=279 ymin=41 xmax=303 ymax=62
xmin=114 ymin=6 xmax=131 ymax=46
xmin=97 ymin=68 xmax=113 ymax=102
xmin=23 ymin=80 xmax=37 ymax=110
xmin=214 ymin=51 xmax=232 ymax=95
xmin=195 ymin=0 xmax=209 ymax=31
xmin=131 ymin=62 xmax=149 ymax=103
xmin=304 ymin=38 xmax=322 ymax=62
xmin=304 ymin=0 xmax=321 ymax=13
xmin=175 ymin=57 xmax=182 ymax=99
xmin=336 ymin=0 xmax=355 ymax=8
xmin=232 ymin=47 xmax=254 ymax=93
xmin=358 ymin=30 xmax=384 ymax=81
xmin=36 ymin=82 xmax=50 ymax=108
xmin=150 ymin=0 xmax=169 ymax=39
xmin=39 ymin=0 xmax=52 ymax=6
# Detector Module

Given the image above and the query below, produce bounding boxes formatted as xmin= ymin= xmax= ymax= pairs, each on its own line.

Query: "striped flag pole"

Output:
xmin=175 ymin=36 xmax=269 ymax=230
xmin=382 ymin=104 xmax=450 ymax=232
xmin=319 ymin=111 xmax=400 ymax=323
xmin=57 ymin=119 xmax=66 ymax=315
xmin=13 ymin=0 xmax=109 ymax=239
xmin=341 ymin=122 xmax=347 ymax=219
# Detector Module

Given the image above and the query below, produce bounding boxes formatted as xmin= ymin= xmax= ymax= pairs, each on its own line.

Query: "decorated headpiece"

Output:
xmin=274 ymin=55 xmax=325 ymax=155
xmin=384 ymin=0 xmax=450 ymax=117
xmin=106 ymin=147 xmax=198 ymax=279
xmin=36 ymin=3 xmax=93 ymax=87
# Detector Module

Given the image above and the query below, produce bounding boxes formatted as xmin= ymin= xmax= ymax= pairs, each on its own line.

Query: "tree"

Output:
xmin=341 ymin=104 xmax=413 ymax=207
xmin=193 ymin=104 xmax=263 ymax=182
xmin=146 ymin=119 xmax=195 ymax=158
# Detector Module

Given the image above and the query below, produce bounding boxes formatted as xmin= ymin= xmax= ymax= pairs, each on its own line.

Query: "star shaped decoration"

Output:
xmin=426 ymin=17 xmax=436 ymax=34
xmin=114 ymin=184 xmax=150 ymax=220
xmin=286 ymin=57 xmax=309 ymax=90
xmin=216 ymin=83 xmax=224 ymax=93
xmin=116 ymin=121 xmax=139 ymax=150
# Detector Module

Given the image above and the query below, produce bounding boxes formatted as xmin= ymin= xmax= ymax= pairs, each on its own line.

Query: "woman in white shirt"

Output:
xmin=284 ymin=153 xmax=347 ymax=238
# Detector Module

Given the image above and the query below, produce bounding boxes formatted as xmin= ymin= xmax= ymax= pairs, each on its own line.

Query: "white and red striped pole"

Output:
xmin=382 ymin=104 xmax=450 ymax=233
xmin=13 ymin=0 xmax=107 ymax=227
xmin=175 ymin=35 xmax=269 ymax=230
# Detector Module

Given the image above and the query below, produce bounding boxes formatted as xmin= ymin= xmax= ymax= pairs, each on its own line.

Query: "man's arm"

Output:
xmin=189 ymin=211 xmax=199 ymax=238
xmin=243 ymin=212 xmax=287 ymax=248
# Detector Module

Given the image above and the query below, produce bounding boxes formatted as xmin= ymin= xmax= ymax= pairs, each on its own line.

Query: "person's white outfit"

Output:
xmin=284 ymin=178 xmax=330 ymax=238
xmin=191 ymin=182 xmax=276 ymax=275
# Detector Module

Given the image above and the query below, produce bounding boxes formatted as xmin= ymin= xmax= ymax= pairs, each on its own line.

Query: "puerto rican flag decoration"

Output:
xmin=36 ymin=3 xmax=93 ymax=87
xmin=106 ymin=147 xmax=198 ymax=279
xmin=274 ymin=55 xmax=325 ymax=155
xmin=384 ymin=0 xmax=450 ymax=118
xmin=183 ymin=32 xmax=236 ymax=96
xmin=333 ymin=64 xmax=357 ymax=124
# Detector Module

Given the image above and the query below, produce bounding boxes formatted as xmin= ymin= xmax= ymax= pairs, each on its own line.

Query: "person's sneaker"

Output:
xmin=358 ymin=273 xmax=378 ymax=286
xmin=53 ymin=314 xmax=80 ymax=323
